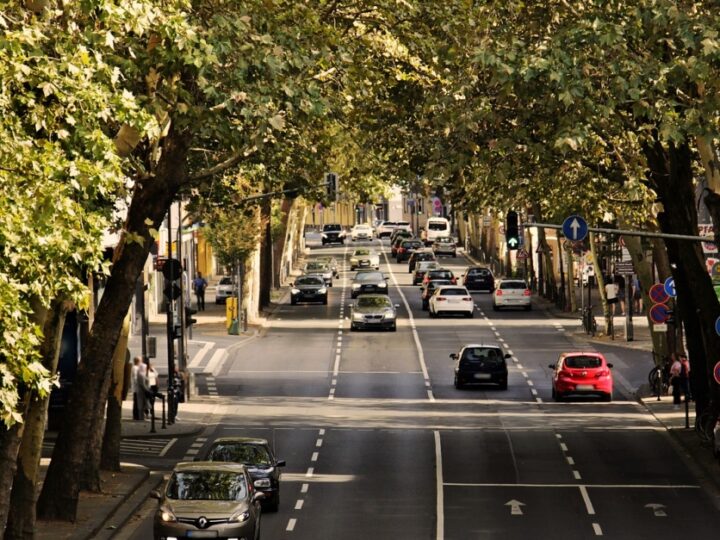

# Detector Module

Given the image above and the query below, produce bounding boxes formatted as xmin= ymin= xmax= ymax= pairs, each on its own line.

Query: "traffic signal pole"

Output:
xmin=166 ymin=206 xmax=176 ymax=424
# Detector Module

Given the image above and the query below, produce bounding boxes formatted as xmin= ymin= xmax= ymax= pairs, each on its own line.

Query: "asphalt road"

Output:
xmin=118 ymin=239 xmax=720 ymax=539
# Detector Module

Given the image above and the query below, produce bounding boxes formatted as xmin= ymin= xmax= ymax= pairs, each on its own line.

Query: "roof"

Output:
xmin=210 ymin=437 xmax=269 ymax=446
xmin=174 ymin=461 xmax=248 ymax=473
xmin=560 ymin=351 xmax=605 ymax=358
xmin=461 ymin=343 xmax=503 ymax=350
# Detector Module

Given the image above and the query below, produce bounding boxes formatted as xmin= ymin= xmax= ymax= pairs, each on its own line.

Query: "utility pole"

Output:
xmin=165 ymin=206 xmax=176 ymax=424
xmin=177 ymin=200 xmax=186 ymax=371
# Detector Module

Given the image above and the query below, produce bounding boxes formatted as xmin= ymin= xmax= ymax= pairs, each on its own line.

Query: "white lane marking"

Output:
xmin=556 ymin=434 xmax=563 ymax=439
xmin=295 ymin=499 xmax=304 ymax=510
xmin=592 ymin=523 xmax=603 ymax=536
xmin=316 ymin=439 xmax=323 ymax=448
xmin=381 ymin=249 xmax=433 ymax=401
xmin=286 ymin=518 xmax=297 ymax=531
xmin=188 ymin=340 xmax=216 ymax=368
xmin=319 ymin=429 xmax=325 ymax=436
xmin=580 ymin=485 xmax=596 ymax=514
xmin=535 ymin=397 xmax=543 ymax=404
xmin=301 ymin=483 xmax=309 ymax=493
xmin=573 ymin=470 xmax=582 ymax=480
xmin=434 ymin=430 xmax=444 ymax=540
xmin=306 ymin=467 xmax=314 ymax=477
xmin=185 ymin=449 xmax=198 ymax=456
xmin=159 ymin=438 xmax=178 ymax=457
xmin=516 ymin=363 xmax=524 ymax=369
xmin=506 ymin=350 xmax=514 ymax=356
xmin=333 ymin=354 xmax=341 ymax=376
xmin=567 ymin=456 xmax=575 ymax=465
xmin=527 ymin=380 xmax=534 ymax=386
xmin=338 ymin=330 xmax=343 ymax=335
xmin=203 ymin=348 xmax=228 ymax=375
xmin=331 ymin=378 xmax=337 ymax=385
xmin=445 ymin=482 xmax=700 ymax=489
xmin=560 ymin=443 xmax=569 ymax=452
xmin=530 ymin=389 xmax=538 ymax=396
xmin=311 ymin=452 xmax=319 ymax=462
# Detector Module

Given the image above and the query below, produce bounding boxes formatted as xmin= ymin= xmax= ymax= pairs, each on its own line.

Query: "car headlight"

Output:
xmin=291 ymin=288 xmax=300 ymax=295
xmin=254 ymin=478 xmax=272 ymax=488
xmin=352 ymin=284 xmax=361 ymax=290
xmin=318 ymin=288 xmax=327 ymax=294
xmin=321 ymin=233 xmax=327 ymax=238
xmin=378 ymin=282 xmax=387 ymax=288
xmin=159 ymin=506 xmax=176 ymax=523
xmin=229 ymin=510 xmax=251 ymax=523
xmin=353 ymin=313 xmax=364 ymax=321
xmin=383 ymin=311 xmax=396 ymax=319
xmin=350 ymin=259 xmax=358 ymax=264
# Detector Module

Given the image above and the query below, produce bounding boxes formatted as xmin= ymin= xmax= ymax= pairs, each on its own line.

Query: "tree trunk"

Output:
xmin=37 ymin=128 xmax=191 ymax=521
xmin=6 ymin=300 xmax=68 ymax=540
xmin=644 ymin=139 xmax=720 ymax=420
xmin=259 ymin=197 xmax=272 ymax=308
xmin=0 ymin=422 xmax=25 ymax=535
xmin=531 ymin=203 xmax=557 ymax=300
xmin=100 ymin=315 xmax=132 ymax=472
xmin=272 ymin=198 xmax=293 ymax=288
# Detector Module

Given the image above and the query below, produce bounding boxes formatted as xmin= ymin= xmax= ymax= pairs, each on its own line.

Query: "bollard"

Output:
xmin=161 ymin=394 xmax=167 ymax=429
xmin=150 ymin=394 xmax=156 ymax=434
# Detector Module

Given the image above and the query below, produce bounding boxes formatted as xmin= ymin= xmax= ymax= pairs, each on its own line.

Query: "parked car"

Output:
xmin=396 ymin=239 xmax=424 ymax=262
xmin=203 ymin=437 xmax=286 ymax=512
xmin=408 ymin=249 xmax=436 ymax=272
xmin=350 ymin=294 xmax=399 ymax=331
xmin=350 ymin=223 xmax=374 ymax=241
xmin=350 ymin=270 xmax=388 ymax=298
xmin=303 ymin=261 xmax=333 ymax=286
xmin=291 ymin=275 xmax=328 ymax=305
xmin=422 ymin=216 xmax=451 ymax=245
xmin=492 ymin=279 xmax=531 ymax=310
xmin=214 ymin=276 xmax=235 ymax=304
xmin=463 ymin=266 xmax=495 ymax=292
xmin=428 ymin=285 xmax=474 ymax=318
xmin=452 ymin=344 xmax=510 ymax=390
xmin=421 ymin=278 xmax=452 ymax=310
xmin=350 ymin=248 xmax=380 ymax=270
xmin=549 ymin=352 xmax=614 ymax=401
xmin=432 ymin=236 xmax=457 ymax=257
xmin=152 ymin=462 xmax=263 ymax=540
xmin=316 ymin=255 xmax=339 ymax=277
xmin=422 ymin=268 xmax=457 ymax=287
xmin=413 ymin=260 xmax=440 ymax=286
xmin=321 ymin=223 xmax=345 ymax=245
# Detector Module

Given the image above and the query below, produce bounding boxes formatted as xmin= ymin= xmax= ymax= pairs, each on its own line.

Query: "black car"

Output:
xmin=452 ymin=345 xmax=510 ymax=390
xmin=463 ymin=266 xmax=495 ymax=292
xmin=291 ymin=275 xmax=328 ymax=305
xmin=421 ymin=279 xmax=452 ymax=310
xmin=350 ymin=270 xmax=388 ymax=298
xmin=396 ymin=239 xmax=424 ymax=262
xmin=407 ymin=249 xmax=436 ymax=272
xmin=321 ymin=223 xmax=345 ymax=245
xmin=203 ymin=437 xmax=286 ymax=511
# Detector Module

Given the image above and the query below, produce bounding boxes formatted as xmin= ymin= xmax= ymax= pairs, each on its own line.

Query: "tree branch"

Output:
xmin=189 ymin=152 xmax=244 ymax=182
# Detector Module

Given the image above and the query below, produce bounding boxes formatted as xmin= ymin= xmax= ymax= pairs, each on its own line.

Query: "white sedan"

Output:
xmin=350 ymin=224 xmax=374 ymax=241
xmin=492 ymin=279 xmax=531 ymax=310
xmin=429 ymin=286 xmax=474 ymax=318
xmin=350 ymin=248 xmax=380 ymax=270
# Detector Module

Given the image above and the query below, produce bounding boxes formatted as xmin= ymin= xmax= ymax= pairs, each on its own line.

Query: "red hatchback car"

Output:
xmin=549 ymin=352 xmax=614 ymax=402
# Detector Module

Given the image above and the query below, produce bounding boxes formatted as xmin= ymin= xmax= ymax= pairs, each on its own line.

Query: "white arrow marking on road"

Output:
xmin=505 ymin=499 xmax=525 ymax=515
xmin=570 ymin=218 xmax=581 ymax=239
xmin=645 ymin=503 xmax=667 ymax=517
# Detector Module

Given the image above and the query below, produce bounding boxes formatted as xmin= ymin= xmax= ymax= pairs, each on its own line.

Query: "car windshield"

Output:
xmin=354 ymin=249 xmax=370 ymax=256
xmin=324 ymin=225 xmax=341 ymax=231
xmin=461 ymin=348 xmax=504 ymax=366
xmin=296 ymin=277 xmax=323 ymax=286
xmin=402 ymin=241 xmax=423 ymax=249
xmin=206 ymin=443 xmax=272 ymax=466
xmin=437 ymin=288 xmax=467 ymax=296
xmin=428 ymin=222 xmax=447 ymax=231
xmin=306 ymin=263 xmax=327 ymax=271
xmin=429 ymin=270 xmax=453 ymax=279
xmin=499 ymin=281 xmax=527 ymax=290
xmin=564 ymin=356 xmax=603 ymax=369
xmin=219 ymin=277 xmax=233 ymax=285
xmin=354 ymin=272 xmax=383 ymax=282
xmin=416 ymin=253 xmax=434 ymax=260
xmin=467 ymin=268 xmax=491 ymax=276
xmin=418 ymin=262 xmax=439 ymax=270
xmin=397 ymin=222 xmax=410 ymax=227
xmin=166 ymin=471 xmax=248 ymax=501
xmin=357 ymin=297 xmax=392 ymax=308
xmin=428 ymin=280 xmax=451 ymax=289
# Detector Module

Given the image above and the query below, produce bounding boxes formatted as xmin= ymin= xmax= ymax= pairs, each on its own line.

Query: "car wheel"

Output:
xmin=322 ymin=297 xmax=328 ymax=305
xmin=351 ymin=293 xmax=357 ymax=299
xmin=430 ymin=309 xmax=438 ymax=318
xmin=603 ymin=393 xmax=613 ymax=402
xmin=351 ymin=266 xmax=355 ymax=271
xmin=350 ymin=324 xmax=357 ymax=331
xmin=492 ymin=304 xmax=499 ymax=311
xmin=454 ymin=377 xmax=463 ymax=390
xmin=466 ymin=311 xmax=474 ymax=318
xmin=499 ymin=380 xmax=508 ymax=391
xmin=422 ymin=301 xmax=428 ymax=311
xmin=452 ymin=252 xmax=457 ymax=258
xmin=291 ymin=298 xmax=297 ymax=306
xmin=525 ymin=304 xmax=532 ymax=311
xmin=551 ymin=387 xmax=556 ymax=400
xmin=390 ymin=323 xmax=397 ymax=332
xmin=554 ymin=392 xmax=564 ymax=402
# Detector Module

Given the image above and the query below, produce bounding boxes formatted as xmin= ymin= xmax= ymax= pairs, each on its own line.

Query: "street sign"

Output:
xmin=561 ymin=214 xmax=588 ymax=242
xmin=664 ymin=276 xmax=677 ymax=298
xmin=161 ymin=258 xmax=182 ymax=281
xmin=715 ymin=315 xmax=720 ymax=336
xmin=649 ymin=283 xmax=669 ymax=305
xmin=714 ymin=361 xmax=720 ymax=385
xmin=649 ymin=303 xmax=671 ymax=324
xmin=516 ymin=248 xmax=529 ymax=260
xmin=432 ymin=197 xmax=443 ymax=214
xmin=653 ymin=323 xmax=668 ymax=332
xmin=615 ymin=261 xmax=634 ymax=274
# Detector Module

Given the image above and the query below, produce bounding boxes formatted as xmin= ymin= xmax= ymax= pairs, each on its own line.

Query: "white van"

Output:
xmin=423 ymin=217 xmax=451 ymax=245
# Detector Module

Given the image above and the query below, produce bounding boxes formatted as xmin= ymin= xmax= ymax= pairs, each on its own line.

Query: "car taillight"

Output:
xmin=495 ymin=290 xmax=503 ymax=296
xmin=595 ymin=369 xmax=610 ymax=378
xmin=399 ymin=247 xmax=405 ymax=253
xmin=462 ymin=297 xmax=472 ymax=301
xmin=437 ymin=297 xmax=447 ymax=302
xmin=523 ymin=289 xmax=531 ymax=296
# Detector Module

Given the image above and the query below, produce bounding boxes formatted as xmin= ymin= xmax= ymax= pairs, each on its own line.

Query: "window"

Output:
xmin=354 ymin=272 xmax=383 ymax=282
xmin=296 ymin=277 xmax=323 ymax=286
xmin=461 ymin=348 xmax=504 ymax=366
xmin=207 ymin=443 xmax=272 ymax=466
xmin=428 ymin=222 xmax=448 ymax=231
xmin=323 ymin=224 xmax=341 ymax=231
xmin=166 ymin=471 xmax=248 ymax=501
xmin=499 ymin=281 xmax=527 ymax=290
xmin=357 ymin=296 xmax=391 ymax=308
xmin=437 ymin=288 xmax=466 ymax=296
xmin=219 ymin=277 xmax=233 ymax=285
xmin=429 ymin=271 xmax=453 ymax=280
xmin=564 ymin=356 xmax=602 ymax=369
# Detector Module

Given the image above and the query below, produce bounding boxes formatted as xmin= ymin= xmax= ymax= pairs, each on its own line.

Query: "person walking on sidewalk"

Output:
xmin=605 ymin=276 xmax=619 ymax=316
xmin=193 ymin=272 xmax=208 ymax=311
xmin=632 ymin=275 xmax=643 ymax=314
xmin=131 ymin=357 xmax=141 ymax=420
xmin=669 ymin=353 xmax=691 ymax=408
xmin=147 ymin=361 xmax=159 ymax=411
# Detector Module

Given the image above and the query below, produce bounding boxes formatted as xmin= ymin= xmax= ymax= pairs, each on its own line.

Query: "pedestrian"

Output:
xmin=679 ymin=353 xmax=691 ymax=401
xmin=136 ymin=359 xmax=149 ymax=420
xmin=605 ymin=276 xmax=618 ymax=316
xmin=669 ymin=354 xmax=683 ymax=407
xmin=169 ymin=367 xmax=185 ymax=422
xmin=632 ymin=275 xmax=643 ymax=314
xmin=193 ymin=272 xmax=208 ymax=311
xmin=615 ymin=273 xmax=626 ymax=315
xmin=131 ymin=357 xmax=142 ymax=420
xmin=146 ymin=361 xmax=158 ymax=412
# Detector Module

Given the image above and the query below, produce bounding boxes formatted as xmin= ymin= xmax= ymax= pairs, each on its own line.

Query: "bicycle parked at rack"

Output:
xmin=648 ymin=356 xmax=671 ymax=398
xmin=580 ymin=306 xmax=597 ymax=336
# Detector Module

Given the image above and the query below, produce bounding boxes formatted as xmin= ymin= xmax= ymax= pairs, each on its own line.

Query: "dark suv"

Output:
xmin=321 ymin=224 xmax=345 ymax=245
xmin=396 ymin=239 xmax=424 ymax=262
xmin=452 ymin=345 xmax=510 ymax=390
xmin=462 ymin=266 xmax=495 ymax=292
xmin=408 ymin=250 xmax=436 ymax=272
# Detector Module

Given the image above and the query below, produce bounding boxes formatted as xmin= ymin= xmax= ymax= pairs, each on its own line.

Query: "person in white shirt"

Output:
xmin=605 ymin=277 xmax=618 ymax=316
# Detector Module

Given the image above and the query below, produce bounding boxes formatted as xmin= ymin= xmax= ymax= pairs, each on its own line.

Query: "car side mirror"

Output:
xmin=150 ymin=490 xmax=163 ymax=500
xmin=548 ymin=364 xmax=555 ymax=369
xmin=276 ymin=459 xmax=287 ymax=467
xmin=290 ymin=282 xmax=294 ymax=287
xmin=383 ymin=275 xmax=389 ymax=280
xmin=504 ymin=353 xmax=512 ymax=359
xmin=607 ymin=363 xmax=614 ymax=369
xmin=450 ymin=353 xmax=458 ymax=360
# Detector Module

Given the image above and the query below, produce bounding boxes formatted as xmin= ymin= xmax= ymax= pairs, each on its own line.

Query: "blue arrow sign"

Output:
xmin=562 ymin=215 xmax=588 ymax=242
xmin=664 ymin=276 xmax=676 ymax=298
xmin=715 ymin=316 xmax=720 ymax=337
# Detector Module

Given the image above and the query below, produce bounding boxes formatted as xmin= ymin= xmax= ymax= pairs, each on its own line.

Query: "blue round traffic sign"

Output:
xmin=664 ymin=276 xmax=676 ymax=298
xmin=562 ymin=215 xmax=588 ymax=242
xmin=649 ymin=303 xmax=671 ymax=324
xmin=716 ymin=316 xmax=720 ymax=337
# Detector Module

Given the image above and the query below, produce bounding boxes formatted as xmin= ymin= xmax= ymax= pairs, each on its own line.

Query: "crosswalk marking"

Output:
xmin=43 ymin=437 xmax=174 ymax=457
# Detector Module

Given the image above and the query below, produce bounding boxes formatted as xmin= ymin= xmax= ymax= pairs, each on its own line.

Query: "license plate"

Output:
xmin=474 ymin=373 xmax=492 ymax=380
xmin=360 ymin=261 xmax=369 ymax=266
xmin=187 ymin=532 xmax=218 ymax=538
xmin=576 ymin=384 xmax=594 ymax=391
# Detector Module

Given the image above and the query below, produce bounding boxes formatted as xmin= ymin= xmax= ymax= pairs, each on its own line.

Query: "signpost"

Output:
xmin=649 ymin=303 xmax=671 ymax=324
xmin=561 ymin=215 xmax=589 ymax=242
xmin=663 ymin=276 xmax=677 ymax=298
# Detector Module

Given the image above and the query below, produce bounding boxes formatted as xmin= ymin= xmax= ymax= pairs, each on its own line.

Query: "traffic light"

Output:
xmin=161 ymin=258 xmax=182 ymax=301
xmin=325 ymin=172 xmax=337 ymax=201
xmin=506 ymin=211 xmax=519 ymax=250
xmin=185 ymin=306 xmax=198 ymax=327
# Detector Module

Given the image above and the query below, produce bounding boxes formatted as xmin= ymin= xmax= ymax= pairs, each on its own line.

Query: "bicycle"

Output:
xmin=579 ymin=306 xmax=597 ymax=336
xmin=648 ymin=362 xmax=670 ymax=398
xmin=694 ymin=409 xmax=718 ymax=449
